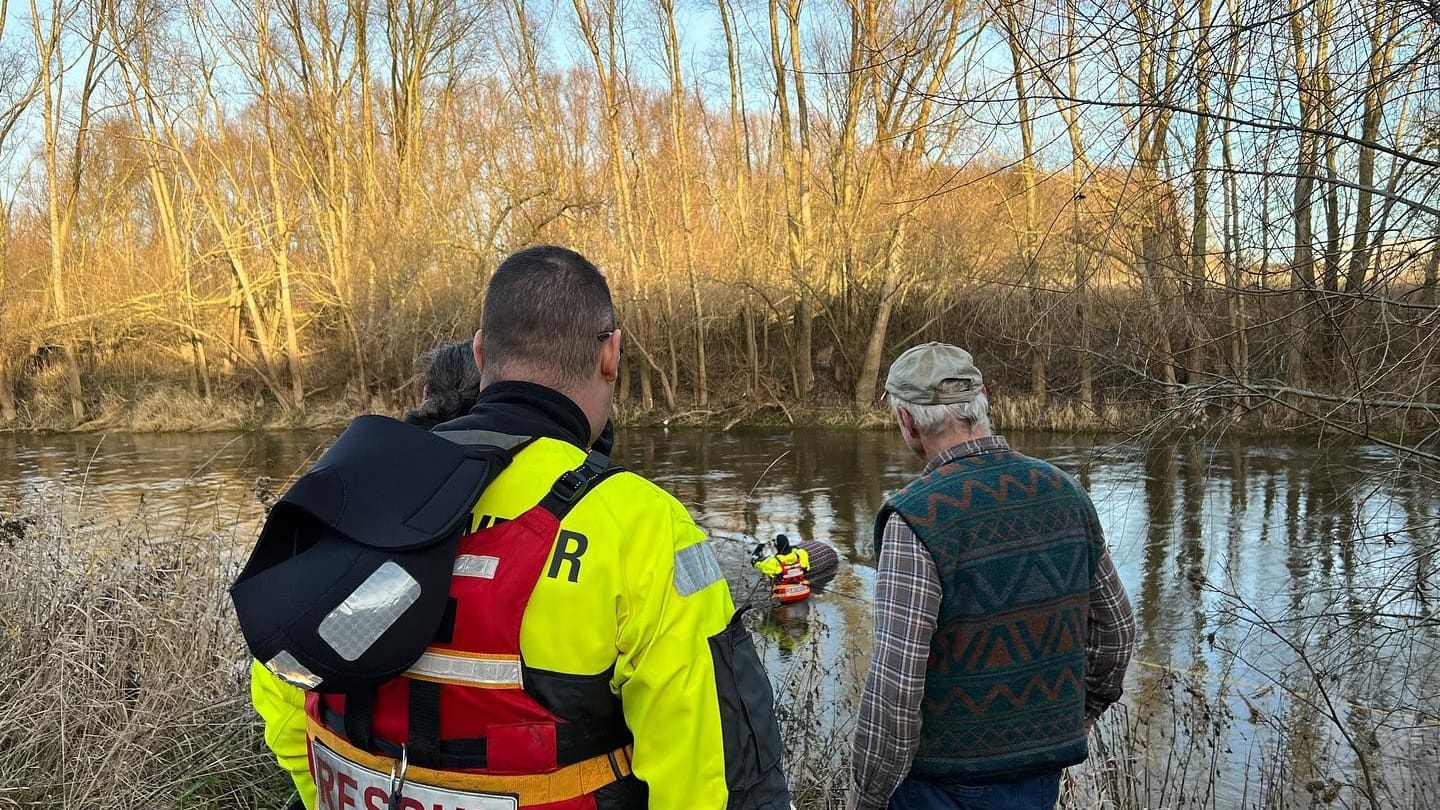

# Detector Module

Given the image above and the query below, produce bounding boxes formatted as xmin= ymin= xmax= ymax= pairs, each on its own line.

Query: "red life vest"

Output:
xmin=305 ymin=454 xmax=638 ymax=810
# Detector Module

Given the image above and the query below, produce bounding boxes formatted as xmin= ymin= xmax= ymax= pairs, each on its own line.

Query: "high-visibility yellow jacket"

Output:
xmin=252 ymin=434 xmax=785 ymax=810
xmin=753 ymin=547 xmax=810 ymax=578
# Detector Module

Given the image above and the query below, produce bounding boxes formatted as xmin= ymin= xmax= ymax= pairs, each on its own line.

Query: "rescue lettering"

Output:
xmin=547 ymin=530 xmax=588 ymax=582
xmin=311 ymin=741 xmax=519 ymax=810
xmin=337 ymin=772 xmax=359 ymax=808
xmin=358 ymin=788 xmax=460 ymax=810
xmin=315 ymin=754 xmax=335 ymax=807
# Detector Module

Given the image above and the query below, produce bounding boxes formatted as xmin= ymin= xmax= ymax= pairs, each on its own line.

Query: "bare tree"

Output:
xmin=769 ymin=0 xmax=817 ymax=402
xmin=30 ymin=0 xmax=116 ymax=424
xmin=997 ymin=0 xmax=1046 ymax=404
xmin=0 ymin=0 xmax=42 ymax=423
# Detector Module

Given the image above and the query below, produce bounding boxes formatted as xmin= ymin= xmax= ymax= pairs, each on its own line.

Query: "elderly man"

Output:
xmin=852 ymin=343 xmax=1135 ymax=810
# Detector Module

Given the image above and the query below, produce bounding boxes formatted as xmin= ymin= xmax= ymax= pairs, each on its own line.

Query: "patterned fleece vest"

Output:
xmin=875 ymin=445 xmax=1099 ymax=782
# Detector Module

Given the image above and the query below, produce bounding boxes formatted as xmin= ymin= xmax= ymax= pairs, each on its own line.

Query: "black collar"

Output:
xmin=433 ymin=381 xmax=591 ymax=449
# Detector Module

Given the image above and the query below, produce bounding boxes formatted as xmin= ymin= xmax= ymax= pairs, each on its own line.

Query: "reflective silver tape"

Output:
xmin=265 ymin=650 xmax=322 ymax=690
xmin=674 ymin=541 xmax=724 ymax=596
xmin=407 ymin=650 xmax=523 ymax=688
xmin=453 ymin=554 xmax=500 ymax=579
xmin=437 ymin=430 xmax=532 ymax=450
xmin=317 ymin=561 xmax=421 ymax=662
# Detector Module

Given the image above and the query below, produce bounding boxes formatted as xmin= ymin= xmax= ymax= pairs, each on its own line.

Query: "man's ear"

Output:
xmin=898 ymin=406 xmax=918 ymax=439
xmin=471 ymin=330 xmax=485 ymax=376
xmin=599 ymin=328 xmax=621 ymax=383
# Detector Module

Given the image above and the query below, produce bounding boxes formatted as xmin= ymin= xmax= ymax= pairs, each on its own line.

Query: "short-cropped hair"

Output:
xmin=481 ymin=246 xmax=616 ymax=388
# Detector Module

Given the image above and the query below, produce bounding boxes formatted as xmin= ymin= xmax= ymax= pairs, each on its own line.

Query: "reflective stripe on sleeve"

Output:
xmin=674 ymin=541 xmax=724 ymax=596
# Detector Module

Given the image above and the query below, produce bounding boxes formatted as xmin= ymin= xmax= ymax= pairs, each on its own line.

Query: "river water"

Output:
xmin=2 ymin=427 xmax=1437 ymax=808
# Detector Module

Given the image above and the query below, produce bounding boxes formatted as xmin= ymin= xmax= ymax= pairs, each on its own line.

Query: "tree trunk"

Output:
xmin=1288 ymin=0 xmax=1318 ymax=388
xmin=1132 ymin=0 xmax=1178 ymax=404
xmin=278 ymin=254 xmax=305 ymax=411
xmin=1220 ymin=68 xmax=1248 ymax=395
xmin=1322 ymin=140 xmax=1343 ymax=295
xmin=182 ymin=258 xmax=210 ymax=401
xmin=34 ymin=1 xmax=106 ymax=425
xmin=1141 ymin=231 xmax=1178 ymax=399
xmin=720 ymin=0 xmax=758 ymax=398
xmin=1001 ymin=0 xmax=1045 ymax=404
xmin=1344 ymin=2 xmax=1397 ymax=297
xmin=63 ymin=356 xmax=84 ymax=423
xmin=1051 ymin=4 xmax=1093 ymax=413
xmin=1072 ymin=173 xmax=1093 ymax=413
xmin=1184 ymin=0 xmax=1213 ymax=386
xmin=743 ymin=292 xmax=759 ymax=394
xmin=0 ymin=357 xmax=15 ymax=424
xmin=771 ymin=0 xmax=815 ymax=404
xmin=1424 ymin=217 xmax=1440 ymax=306
xmin=657 ymin=0 xmax=707 ymax=407
xmin=795 ymin=295 xmax=814 ymax=401
xmin=639 ymin=361 xmax=655 ymax=412
xmin=854 ymin=220 xmax=908 ymax=408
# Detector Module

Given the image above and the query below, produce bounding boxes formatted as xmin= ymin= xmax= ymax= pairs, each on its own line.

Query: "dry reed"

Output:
xmin=0 ymin=498 xmax=289 ymax=809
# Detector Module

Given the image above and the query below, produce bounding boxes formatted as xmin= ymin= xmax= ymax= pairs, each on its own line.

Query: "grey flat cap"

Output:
xmin=884 ymin=342 xmax=983 ymax=405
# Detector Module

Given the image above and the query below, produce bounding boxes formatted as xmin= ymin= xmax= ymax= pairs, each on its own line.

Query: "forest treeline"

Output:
xmin=0 ymin=0 xmax=1438 ymax=437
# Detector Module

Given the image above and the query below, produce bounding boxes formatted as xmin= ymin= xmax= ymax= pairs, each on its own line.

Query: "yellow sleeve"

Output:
xmin=795 ymin=548 xmax=811 ymax=569
xmin=613 ymin=489 xmax=735 ymax=810
xmin=754 ymin=556 xmax=782 ymax=577
xmin=250 ymin=660 xmax=318 ymax=810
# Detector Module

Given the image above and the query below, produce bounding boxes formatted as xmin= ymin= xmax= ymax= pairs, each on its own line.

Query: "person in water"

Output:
xmin=751 ymin=533 xmax=811 ymax=577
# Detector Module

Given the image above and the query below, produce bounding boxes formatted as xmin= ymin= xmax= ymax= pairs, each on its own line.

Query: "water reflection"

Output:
xmin=2 ymin=426 xmax=1436 ymax=805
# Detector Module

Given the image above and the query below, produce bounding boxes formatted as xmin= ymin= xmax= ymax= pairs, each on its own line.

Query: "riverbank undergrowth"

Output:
xmin=6 ymin=375 xmax=1432 ymax=449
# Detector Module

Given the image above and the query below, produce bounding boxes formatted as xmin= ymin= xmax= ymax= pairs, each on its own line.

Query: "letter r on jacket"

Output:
xmin=547 ymin=530 xmax=588 ymax=583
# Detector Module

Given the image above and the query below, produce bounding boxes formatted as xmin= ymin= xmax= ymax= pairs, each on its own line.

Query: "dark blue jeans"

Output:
xmin=888 ymin=770 xmax=1062 ymax=810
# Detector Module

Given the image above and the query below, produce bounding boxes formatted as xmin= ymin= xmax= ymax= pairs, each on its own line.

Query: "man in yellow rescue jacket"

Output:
xmin=250 ymin=246 xmax=790 ymax=810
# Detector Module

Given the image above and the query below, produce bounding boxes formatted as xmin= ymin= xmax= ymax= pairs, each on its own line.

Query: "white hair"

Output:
xmin=892 ymin=387 xmax=990 ymax=437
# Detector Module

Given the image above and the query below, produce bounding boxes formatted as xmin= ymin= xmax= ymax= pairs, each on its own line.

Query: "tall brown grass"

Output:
xmin=0 ymin=500 xmax=289 ymax=809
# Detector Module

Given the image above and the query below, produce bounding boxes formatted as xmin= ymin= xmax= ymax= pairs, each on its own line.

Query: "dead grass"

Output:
xmin=125 ymin=387 xmax=256 ymax=433
xmin=0 ymin=498 xmax=290 ymax=809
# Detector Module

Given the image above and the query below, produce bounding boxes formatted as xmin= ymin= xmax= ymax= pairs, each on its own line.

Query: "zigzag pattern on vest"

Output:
xmin=944 ymin=539 xmax=1091 ymax=619
xmin=883 ymin=446 xmax=1099 ymax=782
xmin=923 ymin=667 xmax=1085 ymax=717
xmin=901 ymin=466 xmax=1069 ymax=529
xmin=933 ymin=606 xmax=1086 ymax=676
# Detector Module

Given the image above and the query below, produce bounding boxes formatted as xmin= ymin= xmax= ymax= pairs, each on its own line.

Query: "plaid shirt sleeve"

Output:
xmin=1084 ymin=538 xmax=1136 ymax=721
xmin=851 ymin=513 xmax=942 ymax=809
